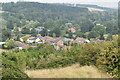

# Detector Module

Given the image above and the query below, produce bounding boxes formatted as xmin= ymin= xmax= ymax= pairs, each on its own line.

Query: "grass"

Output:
xmin=0 ymin=49 xmax=11 ymax=53
xmin=25 ymin=64 xmax=112 ymax=78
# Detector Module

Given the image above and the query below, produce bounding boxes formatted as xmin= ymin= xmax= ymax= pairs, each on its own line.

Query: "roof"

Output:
xmin=56 ymin=37 xmax=73 ymax=42
xmin=75 ymin=37 xmax=88 ymax=41
xmin=68 ymin=28 xmax=76 ymax=33
xmin=16 ymin=42 xmax=32 ymax=49
xmin=91 ymin=39 xmax=105 ymax=43
xmin=28 ymin=37 xmax=37 ymax=40
xmin=37 ymin=36 xmax=43 ymax=38
xmin=0 ymin=42 xmax=5 ymax=45
xmin=52 ymin=39 xmax=63 ymax=43
xmin=73 ymin=37 xmax=89 ymax=44
xmin=35 ymin=28 xmax=43 ymax=32
xmin=41 ymin=36 xmax=56 ymax=43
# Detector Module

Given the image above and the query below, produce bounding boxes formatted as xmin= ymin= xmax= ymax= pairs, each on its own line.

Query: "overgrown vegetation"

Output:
xmin=2 ymin=36 xmax=120 ymax=78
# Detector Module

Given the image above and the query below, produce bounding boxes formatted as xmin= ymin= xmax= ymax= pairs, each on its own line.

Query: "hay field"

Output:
xmin=26 ymin=64 xmax=112 ymax=78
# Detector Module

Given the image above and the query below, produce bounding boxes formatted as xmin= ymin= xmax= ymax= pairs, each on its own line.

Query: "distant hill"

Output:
xmin=2 ymin=2 xmax=88 ymax=13
xmin=1 ymin=2 xmax=118 ymax=36
xmin=2 ymin=2 xmax=88 ymax=23
xmin=52 ymin=3 xmax=115 ymax=11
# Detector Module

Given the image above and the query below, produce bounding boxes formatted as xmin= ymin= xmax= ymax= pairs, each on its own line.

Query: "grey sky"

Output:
xmin=0 ymin=0 xmax=119 ymax=8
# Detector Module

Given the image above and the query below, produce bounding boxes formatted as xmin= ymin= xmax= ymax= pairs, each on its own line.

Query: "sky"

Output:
xmin=0 ymin=0 xmax=119 ymax=8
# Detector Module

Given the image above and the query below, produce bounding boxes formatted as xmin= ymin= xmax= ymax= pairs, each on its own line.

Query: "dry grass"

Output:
xmin=87 ymin=7 xmax=105 ymax=12
xmin=25 ymin=64 xmax=112 ymax=78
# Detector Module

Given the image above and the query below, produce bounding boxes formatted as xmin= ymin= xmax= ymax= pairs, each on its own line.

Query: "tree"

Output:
xmin=21 ymin=27 xmax=30 ymax=34
xmin=7 ymin=20 xmax=14 ymax=30
xmin=100 ymin=34 xmax=105 ymax=40
xmin=106 ymin=34 xmax=112 ymax=41
xmin=22 ymin=35 xmax=29 ymax=42
xmin=2 ymin=52 xmax=29 ymax=78
xmin=51 ymin=28 xmax=61 ymax=37
xmin=88 ymin=31 xmax=99 ymax=39
xmin=4 ymin=39 xmax=16 ymax=49
xmin=68 ymin=32 xmax=73 ymax=38
xmin=60 ymin=30 xmax=66 ymax=37
xmin=40 ymin=28 xmax=48 ymax=36
xmin=52 ymin=33 xmax=56 ymax=38
xmin=92 ymin=25 xmax=106 ymax=35
xmin=2 ymin=29 xmax=11 ymax=41
xmin=30 ymin=28 xmax=37 ymax=36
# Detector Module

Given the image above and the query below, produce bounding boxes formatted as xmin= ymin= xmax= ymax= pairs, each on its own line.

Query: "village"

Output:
xmin=1 ymin=1 xmax=119 ymax=78
xmin=1 ymin=24 xmax=105 ymax=50
xmin=0 ymin=36 xmax=104 ymax=50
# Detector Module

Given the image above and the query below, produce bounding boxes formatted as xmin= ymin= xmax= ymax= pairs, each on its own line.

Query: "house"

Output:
xmin=15 ymin=47 xmax=23 ymax=50
xmin=15 ymin=42 xmax=37 ymax=49
xmin=54 ymin=46 xmax=60 ymax=50
xmin=65 ymin=23 xmax=73 ymax=27
xmin=27 ymin=37 xmax=40 ymax=43
xmin=73 ymin=37 xmax=90 ymax=44
xmin=20 ymin=35 xmax=30 ymax=42
xmin=41 ymin=36 xmax=56 ymax=44
xmin=18 ymin=27 xmax=23 ymax=31
xmin=91 ymin=39 xmax=104 ymax=43
xmin=53 ymin=39 xmax=64 ymax=46
xmin=50 ymin=38 xmax=64 ymax=50
xmin=68 ymin=28 xmax=76 ymax=33
xmin=37 ymin=36 xmax=45 ymax=44
xmin=20 ymin=37 xmax=24 ymax=42
xmin=57 ymin=37 xmax=74 ymax=42
xmin=0 ymin=42 xmax=5 ymax=49
xmin=0 ymin=42 xmax=5 ymax=45
xmin=35 ymin=28 xmax=43 ymax=32
xmin=15 ymin=42 xmax=31 ymax=49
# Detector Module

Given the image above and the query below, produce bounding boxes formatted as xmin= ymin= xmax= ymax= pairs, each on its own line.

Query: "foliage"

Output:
xmin=1 ymin=2 xmax=118 ymax=41
xmin=3 ymin=39 xmax=16 ymax=49
xmin=2 ymin=52 xmax=29 ymax=78
xmin=2 ymin=29 xmax=11 ymax=41
xmin=22 ymin=35 xmax=29 ymax=42
xmin=2 ymin=38 xmax=120 ymax=78
xmin=1 ymin=2 xmax=119 ymax=78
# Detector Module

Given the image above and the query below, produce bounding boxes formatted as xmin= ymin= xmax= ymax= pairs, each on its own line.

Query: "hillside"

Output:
xmin=2 ymin=2 xmax=88 ymax=23
xmin=53 ymin=3 xmax=115 ymax=11
xmin=1 ymin=2 xmax=118 ymax=38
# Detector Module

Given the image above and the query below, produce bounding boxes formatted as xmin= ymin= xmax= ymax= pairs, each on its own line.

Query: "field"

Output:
xmin=87 ymin=7 xmax=105 ymax=11
xmin=26 ymin=64 xmax=112 ymax=78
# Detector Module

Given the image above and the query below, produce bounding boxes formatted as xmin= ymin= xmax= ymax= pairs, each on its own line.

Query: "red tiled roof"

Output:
xmin=16 ymin=42 xmax=33 ymax=49
xmin=41 ymin=37 xmax=56 ymax=43
xmin=75 ymin=37 xmax=87 ymax=41
xmin=68 ymin=28 xmax=76 ymax=33
xmin=28 ymin=37 xmax=37 ymax=40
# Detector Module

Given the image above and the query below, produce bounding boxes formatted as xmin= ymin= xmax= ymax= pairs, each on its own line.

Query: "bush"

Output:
xmin=2 ymin=52 xmax=29 ymax=78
